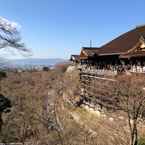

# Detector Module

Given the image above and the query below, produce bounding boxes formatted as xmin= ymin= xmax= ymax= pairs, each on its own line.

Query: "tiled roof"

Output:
xmin=98 ymin=25 xmax=145 ymax=55
xmin=81 ymin=47 xmax=99 ymax=56
xmin=70 ymin=55 xmax=80 ymax=61
xmin=120 ymin=51 xmax=145 ymax=58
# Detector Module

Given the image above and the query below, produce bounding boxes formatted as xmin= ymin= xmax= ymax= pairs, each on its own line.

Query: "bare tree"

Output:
xmin=114 ymin=75 xmax=145 ymax=145
xmin=0 ymin=17 xmax=29 ymax=141
xmin=0 ymin=17 xmax=27 ymax=51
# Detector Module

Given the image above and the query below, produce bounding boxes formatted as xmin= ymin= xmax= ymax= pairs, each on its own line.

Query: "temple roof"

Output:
xmin=82 ymin=47 xmax=99 ymax=56
xmin=98 ymin=25 xmax=145 ymax=55
xmin=76 ymin=25 xmax=145 ymax=60
xmin=70 ymin=55 xmax=80 ymax=62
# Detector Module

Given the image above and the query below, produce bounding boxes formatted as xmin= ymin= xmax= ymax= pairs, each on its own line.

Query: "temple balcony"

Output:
xmin=129 ymin=65 xmax=145 ymax=73
xmin=80 ymin=65 xmax=117 ymax=76
xmin=79 ymin=64 xmax=145 ymax=76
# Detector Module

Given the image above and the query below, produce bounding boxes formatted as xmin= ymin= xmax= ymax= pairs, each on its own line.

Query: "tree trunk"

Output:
xmin=133 ymin=126 xmax=138 ymax=145
xmin=131 ymin=121 xmax=138 ymax=145
xmin=0 ymin=112 xmax=3 ymax=133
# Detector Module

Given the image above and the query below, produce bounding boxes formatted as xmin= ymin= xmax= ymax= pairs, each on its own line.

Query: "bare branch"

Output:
xmin=0 ymin=17 xmax=29 ymax=52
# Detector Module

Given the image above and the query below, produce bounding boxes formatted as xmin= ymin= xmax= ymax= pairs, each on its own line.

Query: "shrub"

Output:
xmin=0 ymin=71 xmax=7 ymax=79
xmin=138 ymin=138 xmax=145 ymax=145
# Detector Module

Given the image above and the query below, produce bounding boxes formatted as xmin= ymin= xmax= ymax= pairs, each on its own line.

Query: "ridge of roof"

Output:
xmin=81 ymin=47 xmax=100 ymax=56
xmin=98 ymin=25 xmax=145 ymax=55
xmin=82 ymin=47 xmax=99 ymax=50
xmin=135 ymin=24 xmax=145 ymax=29
xmin=71 ymin=54 xmax=80 ymax=56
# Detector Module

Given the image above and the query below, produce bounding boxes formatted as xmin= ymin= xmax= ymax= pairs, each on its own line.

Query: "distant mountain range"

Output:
xmin=4 ymin=58 xmax=68 ymax=68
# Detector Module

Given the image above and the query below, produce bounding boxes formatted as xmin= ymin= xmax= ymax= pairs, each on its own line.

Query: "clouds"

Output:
xmin=0 ymin=17 xmax=21 ymax=32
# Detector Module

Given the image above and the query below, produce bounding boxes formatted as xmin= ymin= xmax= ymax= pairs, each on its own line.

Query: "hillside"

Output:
xmin=0 ymin=67 xmax=144 ymax=145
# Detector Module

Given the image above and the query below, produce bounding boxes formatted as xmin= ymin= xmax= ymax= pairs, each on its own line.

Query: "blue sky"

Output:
xmin=0 ymin=0 xmax=145 ymax=59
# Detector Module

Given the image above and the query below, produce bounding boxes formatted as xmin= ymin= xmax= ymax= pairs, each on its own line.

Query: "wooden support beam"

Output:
xmin=81 ymin=74 xmax=116 ymax=82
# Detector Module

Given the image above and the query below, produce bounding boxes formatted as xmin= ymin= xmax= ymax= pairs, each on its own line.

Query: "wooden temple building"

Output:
xmin=70 ymin=25 xmax=145 ymax=109
xmin=70 ymin=55 xmax=80 ymax=64
xmin=71 ymin=25 xmax=145 ymax=75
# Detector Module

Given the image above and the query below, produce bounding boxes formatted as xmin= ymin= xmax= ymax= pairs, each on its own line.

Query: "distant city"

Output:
xmin=0 ymin=58 xmax=68 ymax=71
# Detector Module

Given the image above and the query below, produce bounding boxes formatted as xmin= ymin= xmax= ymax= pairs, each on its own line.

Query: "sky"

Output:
xmin=0 ymin=0 xmax=145 ymax=59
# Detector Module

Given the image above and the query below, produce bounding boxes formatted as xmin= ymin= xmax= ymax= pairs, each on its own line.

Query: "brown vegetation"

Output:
xmin=114 ymin=75 xmax=145 ymax=145
xmin=0 ymin=68 xmax=144 ymax=145
xmin=0 ymin=70 xmax=64 ymax=144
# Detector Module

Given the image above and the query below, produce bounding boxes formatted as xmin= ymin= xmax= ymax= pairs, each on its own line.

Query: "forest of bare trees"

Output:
xmin=0 ymin=67 xmax=144 ymax=145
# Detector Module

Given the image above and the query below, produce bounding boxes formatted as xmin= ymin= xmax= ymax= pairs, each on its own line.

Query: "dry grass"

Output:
xmin=62 ymin=101 xmax=130 ymax=145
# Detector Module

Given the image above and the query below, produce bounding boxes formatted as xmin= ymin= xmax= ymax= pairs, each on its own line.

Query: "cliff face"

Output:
xmin=64 ymin=67 xmax=81 ymax=104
